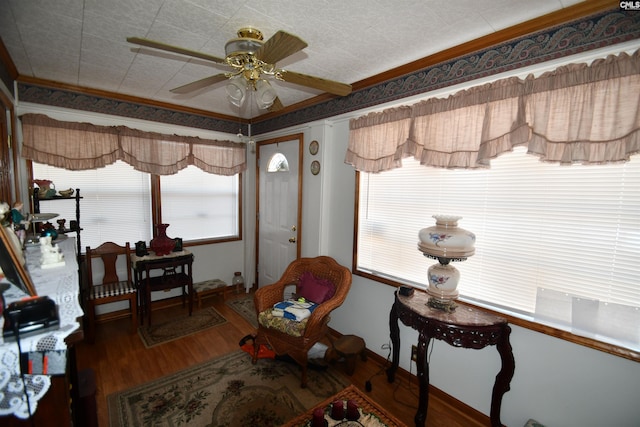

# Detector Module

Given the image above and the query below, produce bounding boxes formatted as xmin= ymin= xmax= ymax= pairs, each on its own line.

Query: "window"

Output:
xmin=356 ymin=147 xmax=640 ymax=354
xmin=267 ymin=153 xmax=289 ymax=172
xmin=32 ymin=161 xmax=240 ymax=250
xmin=160 ymin=166 xmax=239 ymax=241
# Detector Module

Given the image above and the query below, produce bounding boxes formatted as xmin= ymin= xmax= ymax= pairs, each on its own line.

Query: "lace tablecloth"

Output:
xmin=130 ymin=248 xmax=192 ymax=267
xmin=0 ymin=238 xmax=83 ymax=419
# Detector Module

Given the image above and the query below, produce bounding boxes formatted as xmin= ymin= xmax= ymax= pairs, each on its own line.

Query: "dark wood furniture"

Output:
xmin=32 ymin=187 xmax=82 ymax=265
xmin=2 ymin=238 xmax=87 ymax=426
xmin=4 ymin=330 xmax=86 ymax=427
xmin=85 ymin=241 xmax=137 ymax=342
xmin=282 ymin=384 xmax=408 ymax=427
xmin=327 ymin=334 xmax=367 ymax=375
xmin=387 ymin=290 xmax=515 ymax=427
xmin=132 ymin=251 xmax=194 ymax=326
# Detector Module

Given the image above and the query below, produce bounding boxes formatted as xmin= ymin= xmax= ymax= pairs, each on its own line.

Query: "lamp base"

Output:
xmin=427 ymin=297 xmax=458 ymax=312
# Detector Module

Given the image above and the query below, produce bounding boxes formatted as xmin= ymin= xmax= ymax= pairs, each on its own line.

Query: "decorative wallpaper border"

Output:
xmin=254 ymin=9 xmax=640 ymax=134
xmin=16 ymin=84 xmax=242 ymax=134
xmin=16 ymin=9 xmax=640 ymax=136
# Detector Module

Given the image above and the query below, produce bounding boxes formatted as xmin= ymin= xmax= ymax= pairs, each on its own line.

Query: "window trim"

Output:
xmin=352 ymin=170 xmax=640 ymax=363
xmin=28 ymin=160 xmax=243 ymax=249
xmin=166 ymin=171 xmax=243 ymax=248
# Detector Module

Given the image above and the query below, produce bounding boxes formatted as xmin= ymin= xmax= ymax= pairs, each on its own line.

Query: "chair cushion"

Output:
xmin=89 ymin=281 xmax=136 ymax=299
xmin=193 ymin=279 xmax=228 ymax=293
xmin=259 ymin=309 xmax=309 ymax=337
xmin=298 ymin=271 xmax=335 ymax=303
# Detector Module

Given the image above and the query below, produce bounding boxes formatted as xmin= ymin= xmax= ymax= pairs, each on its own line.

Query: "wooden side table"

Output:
xmin=327 ymin=334 xmax=367 ymax=375
xmin=131 ymin=250 xmax=194 ymax=326
xmin=386 ymin=290 xmax=515 ymax=427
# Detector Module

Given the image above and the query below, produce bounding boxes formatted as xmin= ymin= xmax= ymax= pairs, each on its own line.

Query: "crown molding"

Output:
xmin=253 ymin=6 xmax=640 ymax=134
xmin=11 ymin=2 xmax=638 ymax=136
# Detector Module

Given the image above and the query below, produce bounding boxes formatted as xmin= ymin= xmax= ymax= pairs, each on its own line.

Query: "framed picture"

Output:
xmin=309 ymin=140 xmax=319 ymax=155
xmin=0 ymin=226 xmax=37 ymax=296
xmin=310 ymin=160 xmax=321 ymax=175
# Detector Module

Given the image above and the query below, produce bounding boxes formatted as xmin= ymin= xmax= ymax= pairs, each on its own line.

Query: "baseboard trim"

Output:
xmin=95 ymin=295 xmax=187 ymax=324
xmin=327 ymin=327 xmax=490 ymax=426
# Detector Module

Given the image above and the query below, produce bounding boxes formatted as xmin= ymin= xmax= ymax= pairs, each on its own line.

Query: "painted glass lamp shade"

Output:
xmin=418 ymin=215 xmax=475 ymax=310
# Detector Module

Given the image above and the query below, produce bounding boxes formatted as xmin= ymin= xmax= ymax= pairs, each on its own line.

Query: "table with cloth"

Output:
xmin=282 ymin=384 xmax=407 ymax=427
xmin=0 ymin=237 xmax=83 ymax=419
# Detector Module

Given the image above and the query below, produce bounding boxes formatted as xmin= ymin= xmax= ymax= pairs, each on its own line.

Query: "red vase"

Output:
xmin=150 ymin=223 xmax=175 ymax=256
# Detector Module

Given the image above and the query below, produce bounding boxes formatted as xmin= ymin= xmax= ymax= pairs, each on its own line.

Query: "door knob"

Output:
xmin=289 ymin=237 xmax=297 ymax=243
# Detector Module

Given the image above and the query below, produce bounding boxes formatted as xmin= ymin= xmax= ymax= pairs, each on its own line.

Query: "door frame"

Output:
xmin=255 ymin=133 xmax=304 ymax=288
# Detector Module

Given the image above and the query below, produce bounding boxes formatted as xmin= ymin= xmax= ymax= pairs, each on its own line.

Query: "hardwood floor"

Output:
xmin=76 ymin=293 xmax=489 ymax=426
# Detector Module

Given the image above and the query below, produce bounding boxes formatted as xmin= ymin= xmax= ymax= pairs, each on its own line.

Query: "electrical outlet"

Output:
xmin=411 ymin=345 xmax=418 ymax=362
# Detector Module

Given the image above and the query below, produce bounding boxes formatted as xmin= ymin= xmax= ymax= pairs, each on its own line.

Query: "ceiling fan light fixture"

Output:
xmin=225 ymin=38 xmax=263 ymax=57
xmin=130 ymin=27 xmax=352 ymax=116
xmin=225 ymin=27 xmax=264 ymax=60
xmin=255 ymin=79 xmax=277 ymax=109
xmin=225 ymin=77 xmax=247 ymax=107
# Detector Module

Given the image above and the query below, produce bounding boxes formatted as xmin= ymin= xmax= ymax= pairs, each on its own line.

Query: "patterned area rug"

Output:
xmin=107 ymin=350 xmax=349 ymax=427
xmin=226 ymin=293 xmax=258 ymax=328
xmin=138 ymin=307 xmax=227 ymax=348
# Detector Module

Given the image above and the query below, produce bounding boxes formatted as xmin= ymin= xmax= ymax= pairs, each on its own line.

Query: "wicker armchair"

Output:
xmin=253 ymin=256 xmax=352 ymax=387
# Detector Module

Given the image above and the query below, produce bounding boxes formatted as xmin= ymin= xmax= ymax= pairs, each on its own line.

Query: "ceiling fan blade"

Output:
xmin=279 ymin=70 xmax=352 ymax=96
xmin=170 ymin=74 xmax=229 ymax=94
xmin=254 ymin=31 xmax=308 ymax=64
xmin=127 ymin=37 xmax=227 ymax=64
xmin=268 ymin=97 xmax=284 ymax=112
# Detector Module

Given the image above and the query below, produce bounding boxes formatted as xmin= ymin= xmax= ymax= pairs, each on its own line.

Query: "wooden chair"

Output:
xmin=85 ymin=242 xmax=137 ymax=342
xmin=252 ymin=256 xmax=352 ymax=387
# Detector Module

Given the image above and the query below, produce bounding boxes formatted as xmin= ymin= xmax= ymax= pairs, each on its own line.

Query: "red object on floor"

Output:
xmin=241 ymin=342 xmax=275 ymax=359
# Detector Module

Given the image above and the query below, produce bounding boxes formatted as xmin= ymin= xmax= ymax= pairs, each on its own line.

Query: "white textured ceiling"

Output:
xmin=0 ymin=0 xmax=583 ymax=118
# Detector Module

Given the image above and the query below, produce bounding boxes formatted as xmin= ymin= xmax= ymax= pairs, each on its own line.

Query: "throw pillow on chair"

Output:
xmin=297 ymin=271 xmax=336 ymax=303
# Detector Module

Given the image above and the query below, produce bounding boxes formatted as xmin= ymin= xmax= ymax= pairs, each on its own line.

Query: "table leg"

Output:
xmin=136 ymin=270 xmax=146 ymax=326
xmin=490 ymin=324 xmax=515 ymax=427
xmin=415 ymin=333 xmax=430 ymax=427
xmin=187 ymin=262 xmax=193 ymax=316
xmin=146 ymin=283 xmax=152 ymax=326
xmin=386 ymin=300 xmax=400 ymax=383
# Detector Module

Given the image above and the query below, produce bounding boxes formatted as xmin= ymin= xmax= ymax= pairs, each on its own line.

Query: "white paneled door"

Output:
xmin=257 ymin=137 xmax=301 ymax=288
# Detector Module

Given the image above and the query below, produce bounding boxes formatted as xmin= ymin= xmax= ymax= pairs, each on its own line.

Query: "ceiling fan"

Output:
xmin=127 ymin=28 xmax=352 ymax=112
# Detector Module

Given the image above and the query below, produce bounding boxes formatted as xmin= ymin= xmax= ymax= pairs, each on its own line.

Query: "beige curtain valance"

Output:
xmin=346 ymin=49 xmax=640 ymax=173
xmin=21 ymin=114 xmax=246 ymax=176
xmin=345 ymin=106 xmax=413 ymax=172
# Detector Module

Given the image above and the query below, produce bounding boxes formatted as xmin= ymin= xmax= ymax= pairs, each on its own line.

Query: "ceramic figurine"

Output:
xmin=40 ymin=236 xmax=65 ymax=268
xmin=11 ymin=201 xmax=30 ymax=246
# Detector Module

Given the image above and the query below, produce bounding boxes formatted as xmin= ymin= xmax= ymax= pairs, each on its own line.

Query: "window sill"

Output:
xmin=355 ymin=269 xmax=640 ymax=363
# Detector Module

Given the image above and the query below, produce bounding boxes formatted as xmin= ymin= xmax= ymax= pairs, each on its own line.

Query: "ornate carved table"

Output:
xmin=386 ymin=290 xmax=515 ymax=427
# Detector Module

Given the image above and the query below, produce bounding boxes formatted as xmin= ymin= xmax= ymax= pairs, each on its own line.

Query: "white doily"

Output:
xmin=0 ymin=238 xmax=83 ymax=418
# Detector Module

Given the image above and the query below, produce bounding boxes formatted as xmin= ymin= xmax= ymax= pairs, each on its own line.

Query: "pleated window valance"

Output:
xmin=346 ymin=49 xmax=640 ymax=172
xmin=21 ymin=114 xmax=246 ymax=176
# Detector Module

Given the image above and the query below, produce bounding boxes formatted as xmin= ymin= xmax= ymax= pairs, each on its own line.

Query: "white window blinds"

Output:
xmin=357 ymin=147 xmax=640 ymax=351
xmin=160 ymin=166 xmax=240 ymax=241
xmin=32 ymin=161 xmax=152 ymax=251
